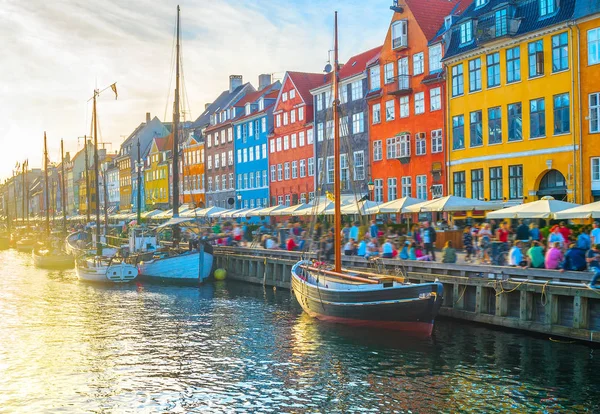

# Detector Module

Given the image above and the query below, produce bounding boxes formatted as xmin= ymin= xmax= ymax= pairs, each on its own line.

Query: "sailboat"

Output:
xmin=290 ymin=13 xmax=444 ymax=337
xmin=32 ymin=132 xmax=74 ymax=269
xmin=75 ymin=86 xmax=138 ymax=283
xmin=133 ymin=5 xmax=213 ymax=283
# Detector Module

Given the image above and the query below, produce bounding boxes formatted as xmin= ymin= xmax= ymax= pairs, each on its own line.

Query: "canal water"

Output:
xmin=1 ymin=249 xmax=599 ymax=413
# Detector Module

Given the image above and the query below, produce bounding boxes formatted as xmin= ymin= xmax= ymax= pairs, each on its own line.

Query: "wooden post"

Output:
xmin=573 ymin=293 xmax=588 ymax=330
xmin=453 ymin=284 xmax=464 ymax=310
xmin=545 ymin=293 xmax=556 ymax=325
xmin=496 ymin=290 xmax=508 ymax=317
xmin=519 ymin=290 xmax=531 ymax=321
xmin=475 ymin=285 xmax=482 ymax=314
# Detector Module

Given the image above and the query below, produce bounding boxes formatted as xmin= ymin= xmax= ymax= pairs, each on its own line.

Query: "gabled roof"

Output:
xmin=277 ymin=71 xmax=325 ymax=108
xmin=573 ymin=0 xmax=600 ymax=19
xmin=311 ymin=46 xmax=382 ymax=91
xmin=444 ymin=0 xmax=578 ymax=61
xmin=192 ymin=83 xmax=255 ymax=129
xmin=404 ymin=0 xmax=465 ymax=41
xmin=233 ymin=103 xmax=276 ymax=124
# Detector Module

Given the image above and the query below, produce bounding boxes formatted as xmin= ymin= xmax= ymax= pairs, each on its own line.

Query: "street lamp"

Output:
xmin=236 ymin=192 xmax=242 ymax=209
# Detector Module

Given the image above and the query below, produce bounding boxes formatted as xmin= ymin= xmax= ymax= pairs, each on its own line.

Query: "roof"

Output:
xmin=286 ymin=71 xmax=327 ymax=104
xmin=311 ymin=46 xmax=382 ymax=91
xmin=573 ymin=0 xmax=600 ymax=19
xmin=404 ymin=0 xmax=465 ymax=41
xmin=233 ymin=103 xmax=276 ymax=123
xmin=234 ymin=82 xmax=280 ymax=107
xmin=192 ymin=83 xmax=255 ymax=129
xmin=444 ymin=0 xmax=578 ymax=61
xmin=154 ymin=134 xmax=173 ymax=152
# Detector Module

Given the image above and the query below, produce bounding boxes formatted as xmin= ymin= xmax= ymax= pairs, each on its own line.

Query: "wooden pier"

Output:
xmin=213 ymin=246 xmax=600 ymax=343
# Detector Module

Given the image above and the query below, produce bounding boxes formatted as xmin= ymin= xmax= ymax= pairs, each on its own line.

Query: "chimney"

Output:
xmin=146 ymin=112 xmax=151 ymax=123
xmin=258 ymin=74 xmax=272 ymax=91
xmin=229 ymin=75 xmax=243 ymax=93
xmin=205 ymin=103 xmax=211 ymax=110
xmin=65 ymin=152 xmax=71 ymax=163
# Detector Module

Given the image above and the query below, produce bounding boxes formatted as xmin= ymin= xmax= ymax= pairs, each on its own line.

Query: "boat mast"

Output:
xmin=137 ymin=137 xmax=142 ymax=223
xmin=172 ymin=5 xmax=181 ymax=219
xmin=333 ymin=11 xmax=341 ymax=273
xmin=61 ymin=139 xmax=67 ymax=234
xmin=44 ymin=132 xmax=50 ymax=239
xmin=104 ymin=162 xmax=109 ymax=236
xmin=93 ymin=90 xmax=101 ymax=255
xmin=21 ymin=161 xmax=25 ymax=226
xmin=84 ymin=135 xmax=91 ymax=223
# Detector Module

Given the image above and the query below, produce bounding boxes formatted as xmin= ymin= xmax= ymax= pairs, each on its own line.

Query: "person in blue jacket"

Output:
xmin=560 ymin=243 xmax=588 ymax=272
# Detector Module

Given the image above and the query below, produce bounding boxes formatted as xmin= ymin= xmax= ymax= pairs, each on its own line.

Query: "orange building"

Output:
xmin=367 ymin=0 xmax=465 ymax=203
xmin=182 ymin=134 xmax=205 ymax=208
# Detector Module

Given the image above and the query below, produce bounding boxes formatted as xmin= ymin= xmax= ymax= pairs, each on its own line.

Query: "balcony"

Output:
xmin=475 ymin=14 xmax=520 ymax=43
xmin=387 ymin=75 xmax=412 ymax=96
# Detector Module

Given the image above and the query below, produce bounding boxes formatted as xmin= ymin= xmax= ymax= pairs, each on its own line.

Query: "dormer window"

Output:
xmin=460 ymin=21 xmax=473 ymax=44
xmin=475 ymin=0 xmax=486 ymax=8
xmin=245 ymin=103 xmax=251 ymax=116
xmin=391 ymin=20 xmax=408 ymax=49
xmin=444 ymin=16 xmax=452 ymax=29
xmin=540 ymin=0 xmax=557 ymax=16
xmin=258 ymin=98 xmax=264 ymax=111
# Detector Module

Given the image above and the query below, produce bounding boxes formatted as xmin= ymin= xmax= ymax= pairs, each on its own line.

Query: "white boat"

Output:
xmin=76 ymin=256 xmax=138 ymax=283
xmin=16 ymin=238 xmax=36 ymax=252
xmin=65 ymin=231 xmax=118 ymax=257
xmin=32 ymin=248 xmax=74 ymax=269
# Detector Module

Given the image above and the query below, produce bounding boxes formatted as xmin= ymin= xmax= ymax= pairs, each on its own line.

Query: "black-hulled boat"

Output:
xmin=290 ymin=13 xmax=443 ymax=337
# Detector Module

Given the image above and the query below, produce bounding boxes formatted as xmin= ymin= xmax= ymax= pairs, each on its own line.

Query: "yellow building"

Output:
xmin=445 ymin=0 xmax=588 ymax=205
xmin=145 ymin=135 xmax=172 ymax=210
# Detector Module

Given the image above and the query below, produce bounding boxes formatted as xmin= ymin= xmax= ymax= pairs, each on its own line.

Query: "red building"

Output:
xmin=269 ymin=71 xmax=323 ymax=206
xmin=367 ymin=0 xmax=465 ymax=203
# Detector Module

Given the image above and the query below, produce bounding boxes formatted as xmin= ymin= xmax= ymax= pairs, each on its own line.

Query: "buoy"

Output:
xmin=214 ymin=268 xmax=227 ymax=281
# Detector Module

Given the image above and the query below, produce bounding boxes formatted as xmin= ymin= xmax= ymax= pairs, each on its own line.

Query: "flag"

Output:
xmin=111 ymin=83 xmax=118 ymax=100
xmin=326 ymin=191 xmax=335 ymax=203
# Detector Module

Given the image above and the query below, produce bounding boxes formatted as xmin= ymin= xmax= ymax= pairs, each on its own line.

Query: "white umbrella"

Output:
xmin=270 ymin=203 xmax=314 ymax=216
xmin=192 ymin=206 xmax=227 ymax=217
xmin=376 ymin=197 xmax=425 ymax=214
xmin=487 ymin=196 xmax=580 ymax=219
xmin=141 ymin=209 xmax=164 ymax=219
xmin=231 ymin=208 xmax=252 ymax=218
xmin=248 ymin=204 xmax=288 ymax=217
xmin=404 ymin=195 xmax=503 ymax=213
xmin=554 ymin=201 xmax=600 ymax=219
xmin=216 ymin=209 xmax=242 ymax=219
xmin=340 ymin=200 xmax=382 ymax=215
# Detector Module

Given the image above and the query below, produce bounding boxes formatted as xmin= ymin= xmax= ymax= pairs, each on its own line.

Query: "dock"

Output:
xmin=213 ymin=247 xmax=600 ymax=343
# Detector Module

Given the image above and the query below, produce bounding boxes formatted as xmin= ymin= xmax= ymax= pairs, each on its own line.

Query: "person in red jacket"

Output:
xmin=559 ymin=221 xmax=571 ymax=243
xmin=286 ymin=236 xmax=298 ymax=251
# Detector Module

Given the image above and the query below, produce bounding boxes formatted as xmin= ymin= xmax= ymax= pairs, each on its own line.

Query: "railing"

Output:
xmin=387 ymin=75 xmax=412 ymax=96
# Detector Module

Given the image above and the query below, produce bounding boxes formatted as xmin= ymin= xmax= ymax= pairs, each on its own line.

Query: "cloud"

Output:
xmin=0 ymin=0 xmax=390 ymax=179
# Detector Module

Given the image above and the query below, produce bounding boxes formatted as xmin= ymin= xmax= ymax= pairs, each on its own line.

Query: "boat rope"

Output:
xmin=454 ymin=285 xmax=468 ymax=305
xmin=549 ymin=337 xmax=577 ymax=344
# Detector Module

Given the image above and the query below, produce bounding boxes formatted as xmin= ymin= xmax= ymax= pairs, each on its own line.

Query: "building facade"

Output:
xmin=182 ymin=133 xmax=205 ymax=208
xmin=312 ymin=46 xmax=380 ymax=197
xmin=445 ymin=0 xmax=584 ymax=204
xmin=144 ymin=135 xmax=172 ymax=210
xmin=269 ymin=71 xmax=323 ymax=206
xmin=368 ymin=0 xmax=462 ymax=204
xmin=233 ymin=78 xmax=280 ymax=210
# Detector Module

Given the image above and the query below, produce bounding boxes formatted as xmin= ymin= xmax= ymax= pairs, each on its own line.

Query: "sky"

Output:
xmin=0 ymin=0 xmax=391 ymax=181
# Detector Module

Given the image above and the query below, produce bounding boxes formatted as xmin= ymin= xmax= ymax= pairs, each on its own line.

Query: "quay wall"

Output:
xmin=213 ymin=247 xmax=600 ymax=344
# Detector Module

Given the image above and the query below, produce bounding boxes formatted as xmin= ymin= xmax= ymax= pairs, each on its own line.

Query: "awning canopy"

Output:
xmin=156 ymin=217 xmax=196 ymax=229
xmin=375 ymin=197 xmax=425 ymax=214
xmin=554 ymin=201 xmax=600 ymax=219
xmin=486 ymin=196 xmax=580 ymax=219
xmin=404 ymin=195 xmax=504 ymax=213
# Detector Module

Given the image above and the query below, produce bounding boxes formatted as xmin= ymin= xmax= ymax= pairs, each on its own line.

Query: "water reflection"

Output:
xmin=0 ymin=249 xmax=599 ymax=412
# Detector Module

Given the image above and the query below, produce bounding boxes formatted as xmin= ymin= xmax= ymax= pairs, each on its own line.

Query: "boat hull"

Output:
xmin=16 ymin=242 xmax=36 ymax=252
xmin=32 ymin=251 xmax=74 ymax=269
xmin=0 ymin=236 xmax=10 ymax=250
xmin=291 ymin=261 xmax=444 ymax=337
xmin=76 ymin=260 xmax=138 ymax=283
xmin=137 ymin=247 xmax=213 ymax=283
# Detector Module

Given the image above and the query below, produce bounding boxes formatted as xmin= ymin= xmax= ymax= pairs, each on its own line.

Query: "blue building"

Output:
xmin=233 ymin=76 xmax=280 ymax=212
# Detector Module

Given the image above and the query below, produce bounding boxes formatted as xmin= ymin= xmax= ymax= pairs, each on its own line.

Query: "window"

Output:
xmin=469 ymin=58 xmax=482 ymax=92
xmin=452 ymin=115 xmax=465 ymax=150
xmin=291 ymin=161 xmax=298 ymax=179
xmin=386 ymin=138 xmax=397 ymax=159
xmin=229 ymin=150 xmax=234 ymax=166
xmin=353 ymin=151 xmax=365 ymax=180
xmin=589 ymin=28 xmax=600 ymax=65
xmin=590 ymin=92 xmax=600 ymax=133
xmin=528 ymin=40 xmax=544 ymax=77
xmin=262 ymin=144 xmax=267 ymax=159
xmin=300 ymin=159 xmax=306 ymax=177
xmin=401 ymin=176 xmax=412 ymax=197
xmin=316 ymin=95 xmax=323 ymax=111
xmin=326 ymin=120 xmax=333 ymax=139
xmin=384 ymin=62 xmax=395 ymax=84
xmin=270 ymin=139 xmax=275 ymax=153
xmin=475 ymin=0 xmax=486 ymax=7
xmin=540 ymin=0 xmax=556 ymax=16
xmin=341 ymin=84 xmax=348 ymax=104
xmin=416 ymin=175 xmax=427 ymax=200
xmin=295 ymin=106 xmax=303 ymax=122
xmin=508 ymin=103 xmax=523 ymax=142
xmin=351 ymin=81 xmax=363 ymax=101
xmin=471 ymin=169 xmax=484 ymax=200
xmin=372 ymin=103 xmax=381 ymax=124
xmin=284 ymin=195 xmax=290 ymax=207
xmin=248 ymin=148 xmax=254 ymax=162
xmin=460 ymin=21 xmax=472 ymax=44
xmin=307 ymin=129 xmax=314 ymax=144
xmin=207 ymin=155 xmax=212 ymax=170
xmin=489 ymin=166 xmax=503 ymax=200
xmin=289 ymin=89 xmax=295 ymax=99
xmin=370 ymin=66 xmax=381 ymax=90
xmin=429 ymin=44 xmax=442 ymax=72
xmin=255 ymin=171 xmax=260 ymax=188
xmin=277 ymin=164 xmax=282 ymax=181
xmin=452 ymin=64 xmax=464 ymax=96
xmin=592 ymin=158 xmax=600 ymax=182
xmin=317 ymin=123 xmax=324 ymax=141
xmin=469 ymin=110 xmax=483 ymax=147
xmin=391 ymin=20 xmax=408 ymax=49
xmin=340 ymin=153 xmax=349 ymax=184
xmin=509 ymin=165 xmax=523 ymax=199
xmin=341 ymin=116 xmax=349 ymax=136
xmin=453 ymin=171 xmax=466 ymax=197
xmin=397 ymin=134 xmax=409 ymax=157
xmin=413 ymin=52 xmax=424 ymax=75
xmin=553 ymin=93 xmax=570 ymax=134
xmin=374 ymin=179 xmax=383 ymax=202
xmin=388 ymin=178 xmax=397 ymax=201
xmin=488 ymin=107 xmax=502 ymax=144
xmin=416 ymin=133 xmax=426 ymax=155
xmin=207 ymin=177 xmax=212 ymax=192
xmin=277 ymin=196 xmax=283 ymax=205
xmin=308 ymin=158 xmax=315 ymax=176
xmin=207 ymin=134 xmax=212 ymax=147
xmin=326 ymin=156 xmax=334 ymax=184
xmin=283 ymin=112 xmax=288 ymax=126
xmin=284 ymin=162 xmax=290 ymax=180
xmin=325 ymin=90 xmax=332 ymax=108
xmin=351 ymin=113 xmax=363 ymax=134
xmin=430 ymin=87 xmax=441 ymax=111
xmin=432 ymin=129 xmax=443 ymax=153
xmin=276 ymin=114 xmax=281 ymax=127
xmin=487 ymin=52 xmax=501 ymax=88
xmin=400 ymin=96 xmax=409 ymax=118
xmin=291 ymin=133 xmax=297 ymax=148
xmin=282 ymin=92 xmax=288 ymax=102
xmin=386 ymin=100 xmax=395 ymax=121
xmin=290 ymin=109 xmax=296 ymax=123
xmin=262 ymin=170 xmax=267 ymax=187
xmin=414 ymin=92 xmax=425 ymax=114
xmin=249 ymin=173 xmax=254 ymax=189
xmin=270 ymin=165 xmax=276 ymax=182
xmin=373 ymin=140 xmax=383 ymax=161
xmin=530 ymin=98 xmax=546 ymax=138
xmin=506 ymin=47 xmax=521 ymax=83
xmin=552 ymin=32 xmax=568 ymax=72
